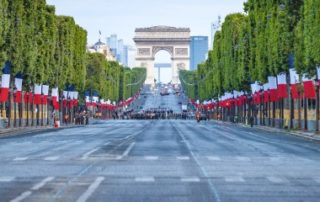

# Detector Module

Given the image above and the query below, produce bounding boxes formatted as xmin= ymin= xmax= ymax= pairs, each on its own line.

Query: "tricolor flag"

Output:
xmin=302 ymin=74 xmax=316 ymax=99
xmin=277 ymin=73 xmax=288 ymax=99
xmin=263 ymin=83 xmax=270 ymax=103
xmin=0 ymin=61 xmax=11 ymax=102
xmin=73 ymin=91 xmax=79 ymax=107
xmin=34 ymin=84 xmax=42 ymax=105
xmin=24 ymin=91 xmax=33 ymax=104
xmin=289 ymin=69 xmax=300 ymax=99
xmin=42 ymin=85 xmax=49 ymax=105
xmin=268 ymin=76 xmax=278 ymax=102
xmin=51 ymin=87 xmax=59 ymax=110
xmin=251 ymin=82 xmax=262 ymax=104
xmin=14 ymin=73 xmax=23 ymax=103
xmin=85 ymin=91 xmax=91 ymax=107
xmin=92 ymin=91 xmax=99 ymax=107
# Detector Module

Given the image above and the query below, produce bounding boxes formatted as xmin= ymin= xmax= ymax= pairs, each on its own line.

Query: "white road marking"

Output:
xmin=269 ymin=157 xmax=281 ymax=161
xmin=225 ymin=176 xmax=245 ymax=182
xmin=236 ymin=157 xmax=251 ymax=161
xmin=135 ymin=177 xmax=155 ymax=182
xmin=207 ymin=156 xmax=221 ymax=161
xmin=10 ymin=191 xmax=32 ymax=202
xmin=267 ymin=176 xmax=286 ymax=183
xmin=44 ymin=156 xmax=60 ymax=161
xmin=13 ymin=157 xmax=29 ymax=161
xmin=117 ymin=142 xmax=135 ymax=160
xmin=313 ymin=177 xmax=320 ymax=184
xmin=81 ymin=148 xmax=99 ymax=160
xmin=144 ymin=156 xmax=159 ymax=160
xmin=76 ymin=177 xmax=105 ymax=202
xmin=177 ymin=156 xmax=190 ymax=160
xmin=0 ymin=176 xmax=15 ymax=182
xmin=181 ymin=177 xmax=200 ymax=182
xmin=31 ymin=177 xmax=55 ymax=191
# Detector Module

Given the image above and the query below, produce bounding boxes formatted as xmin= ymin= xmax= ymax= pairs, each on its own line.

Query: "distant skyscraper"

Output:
xmin=122 ymin=45 xmax=129 ymax=67
xmin=190 ymin=36 xmax=209 ymax=70
xmin=106 ymin=34 xmax=128 ymax=66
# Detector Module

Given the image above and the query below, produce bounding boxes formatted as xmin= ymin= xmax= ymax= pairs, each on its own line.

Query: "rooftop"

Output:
xmin=135 ymin=26 xmax=190 ymax=32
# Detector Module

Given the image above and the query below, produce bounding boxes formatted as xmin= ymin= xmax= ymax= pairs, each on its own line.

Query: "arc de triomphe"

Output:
xmin=134 ymin=26 xmax=190 ymax=84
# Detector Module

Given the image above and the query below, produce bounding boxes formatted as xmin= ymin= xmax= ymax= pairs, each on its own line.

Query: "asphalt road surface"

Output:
xmin=1 ymin=120 xmax=320 ymax=202
xmin=142 ymin=86 xmax=185 ymax=113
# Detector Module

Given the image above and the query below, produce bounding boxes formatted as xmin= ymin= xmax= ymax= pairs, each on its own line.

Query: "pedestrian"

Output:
xmin=249 ymin=116 xmax=254 ymax=127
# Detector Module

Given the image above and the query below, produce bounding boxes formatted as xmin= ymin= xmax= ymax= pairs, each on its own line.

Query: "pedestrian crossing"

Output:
xmin=5 ymin=155 xmax=316 ymax=162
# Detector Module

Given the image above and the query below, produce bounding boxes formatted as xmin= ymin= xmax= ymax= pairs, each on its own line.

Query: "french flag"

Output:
xmin=277 ymin=73 xmax=288 ymax=99
xmin=92 ymin=92 xmax=99 ymax=107
xmin=289 ymin=69 xmax=300 ymax=99
xmin=268 ymin=76 xmax=278 ymax=102
xmin=51 ymin=87 xmax=59 ymax=110
xmin=74 ymin=91 xmax=79 ymax=106
xmin=63 ymin=90 xmax=69 ymax=107
xmin=42 ymin=85 xmax=49 ymax=105
xmin=85 ymin=91 xmax=91 ymax=107
xmin=302 ymin=74 xmax=316 ymax=99
xmin=34 ymin=84 xmax=42 ymax=105
xmin=263 ymin=83 xmax=270 ymax=103
xmin=14 ymin=73 xmax=23 ymax=103
xmin=0 ymin=61 xmax=11 ymax=102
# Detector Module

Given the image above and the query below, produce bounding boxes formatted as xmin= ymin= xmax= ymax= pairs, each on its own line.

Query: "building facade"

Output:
xmin=87 ymin=39 xmax=116 ymax=61
xmin=190 ymin=36 xmax=208 ymax=70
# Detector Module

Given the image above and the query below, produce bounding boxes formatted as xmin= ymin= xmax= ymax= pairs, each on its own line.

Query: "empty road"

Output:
xmin=0 ymin=120 xmax=320 ymax=202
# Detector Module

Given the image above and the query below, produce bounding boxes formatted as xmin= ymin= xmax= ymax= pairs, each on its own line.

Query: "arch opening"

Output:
xmin=154 ymin=50 xmax=172 ymax=84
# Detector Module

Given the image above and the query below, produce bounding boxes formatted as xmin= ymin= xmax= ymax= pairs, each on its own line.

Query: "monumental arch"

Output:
xmin=134 ymin=26 xmax=190 ymax=84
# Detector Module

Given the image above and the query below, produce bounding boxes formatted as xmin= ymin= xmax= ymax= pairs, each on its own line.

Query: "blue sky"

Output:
xmin=47 ymin=0 xmax=246 ymax=45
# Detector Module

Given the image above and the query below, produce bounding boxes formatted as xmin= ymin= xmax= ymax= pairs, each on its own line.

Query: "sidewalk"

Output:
xmin=0 ymin=124 xmax=83 ymax=138
xmin=212 ymin=120 xmax=320 ymax=142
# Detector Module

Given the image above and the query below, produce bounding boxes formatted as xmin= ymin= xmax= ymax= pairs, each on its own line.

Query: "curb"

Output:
xmin=0 ymin=125 xmax=84 ymax=139
xmin=211 ymin=120 xmax=320 ymax=142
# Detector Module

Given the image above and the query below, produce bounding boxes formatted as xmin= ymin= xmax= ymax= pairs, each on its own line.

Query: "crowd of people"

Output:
xmin=119 ymin=108 xmax=194 ymax=120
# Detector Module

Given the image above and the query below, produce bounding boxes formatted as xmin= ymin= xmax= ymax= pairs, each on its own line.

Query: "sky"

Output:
xmin=47 ymin=0 xmax=246 ymax=82
xmin=47 ymin=0 xmax=246 ymax=46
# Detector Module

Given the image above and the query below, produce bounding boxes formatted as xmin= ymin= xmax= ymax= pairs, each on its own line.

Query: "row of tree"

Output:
xmin=86 ymin=53 xmax=146 ymax=102
xmin=180 ymin=0 xmax=319 ymax=101
xmin=0 ymin=0 xmax=146 ymax=103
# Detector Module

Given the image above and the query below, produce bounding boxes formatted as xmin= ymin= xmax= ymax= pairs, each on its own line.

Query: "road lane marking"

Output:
xmin=181 ymin=177 xmax=200 ymax=182
xmin=0 ymin=176 xmax=15 ymax=182
xmin=176 ymin=156 xmax=190 ymax=160
xmin=44 ymin=156 xmax=60 ymax=161
xmin=267 ymin=176 xmax=286 ymax=183
xmin=13 ymin=157 xmax=29 ymax=161
xmin=135 ymin=177 xmax=155 ymax=182
xmin=10 ymin=191 xmax=32 ymax=202
xmin=269 ymin=157 xmax=281 ymax=161
xmin=225 ymin=176 xmax=245 ymax=182
xmin=236 ymin=157 xmax=251 ymax=161
xmin=76 ymin=177 xmax=105 ymax=202
xmin=144 ymin=156 xmax=159 ymax=160
xmin=207 ymin=156 xmax=221 ymax=161
xmin=313 ymin=177 xmax=320 ymax=184
xmin=31 ymin=177 xmax=55 ymax=191
xmin=81 ymin=148 xmax=99 ymax=160
xmin=117 ymin=142 xmax=135 ymax=160
xmin=172 ymin=122 xmax=221 ymax=202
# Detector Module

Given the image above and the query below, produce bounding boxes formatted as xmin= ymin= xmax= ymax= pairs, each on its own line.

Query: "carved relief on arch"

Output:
xmin=152 ymin=46 xmax=174 ymax=57
xmin=175 ymin=48 xmax=188 ymax=56
xmin=138 ymin=48 xmax=151 ymax=56
xmin=177 ymin=63 xmax=186 ymax=70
